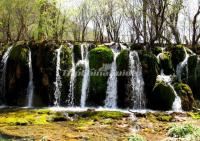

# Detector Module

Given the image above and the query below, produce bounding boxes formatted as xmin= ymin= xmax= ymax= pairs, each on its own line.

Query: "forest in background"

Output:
xmin=0 ymin=0 xmax=200 ymax=50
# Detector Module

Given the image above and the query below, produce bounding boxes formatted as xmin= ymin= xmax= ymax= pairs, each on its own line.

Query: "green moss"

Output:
xmin=151 ymin=81 xmax=175 ymax=110
xmin=187 ymin=112 xmax=200 ymax=119
xmin=174 ymin=83 xmax=194 ymax=111
xmin=73 ymin=43 xmax=81 ymax=63
xmin=89 ymin=45 xmax=113 ymax=69
xmin=158 ymin=52 xmax=174 ymax=75
xmin=152 ymin=46 xmax=162 ymax=56
xmin=171 ymin=45 xmax=186 ymax=67
xmin=9 ymin=43 xmax=28 ymax=65
xmin=128 ymin=134 xmax=146 ymax=141
xmin=138 ymin=51 xmax=160 ymax=99
xmin=156 ymin=114 xmax=173 ymax=122
xmin=116 ymin=49 xmax=129 ymax=71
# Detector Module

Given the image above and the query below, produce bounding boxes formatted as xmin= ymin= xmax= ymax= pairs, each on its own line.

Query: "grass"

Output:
xmin=128 ymin=134 xmax=146 ymax=141
xmin=168 ymin=124 xmax=200 ymax=140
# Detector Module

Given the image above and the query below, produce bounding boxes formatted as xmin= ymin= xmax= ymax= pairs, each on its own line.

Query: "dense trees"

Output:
xmin=0 ymin=0 xmax=199 ymax=48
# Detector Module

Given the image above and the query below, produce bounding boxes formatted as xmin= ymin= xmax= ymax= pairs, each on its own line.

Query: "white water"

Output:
xmin=176 ymin=48 xmax=189 ymax=82
xmin=157 ymin=70 xmax=182 ymax=112
xmin=68 ymin=44 xmax=76 ymax=106
xmin=1 ymin=46 xmax=13 ymax=97
xmin=129 ymin=51 xmax=146 ymax=109
xmin=105 ymin=49 xmax=120 ymax=108
xmin=54 ymin=46 xmax=62 ymax=106
xmin=27 ymin=48 xmax=34 ymax=107
xmin=80 ymin=44 xmax=90 ymax=107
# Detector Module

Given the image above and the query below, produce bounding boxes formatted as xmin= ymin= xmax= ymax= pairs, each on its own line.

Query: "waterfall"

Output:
xmin=129 ymin=51 xmax=145 ymax=109
xmin=68 ymin=44 xmax=76 ymax=106
xmin=0 ymin=46 xmax=13 ymax=97
xmin=80 ymin=44 xmax=90 ymax=107
xmin=54 ymin=45 xmax=62 ymax=106
xmin=176 ymin=48 xmax=189 ymax=82
xmin=157 ymin=70 xmax=182 ymax=112
xmin=27 ymin=48 xmax=34 ymax=107
xmin=105 ymin=49 xmax=119 ymax=108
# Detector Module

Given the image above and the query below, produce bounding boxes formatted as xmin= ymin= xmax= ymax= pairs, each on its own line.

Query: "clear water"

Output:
xmin=1 ymin=46 xmax=13 ymax=97
xmin=129 ymin=51 xmax=146 ymax=109
xmin=54 ymin=46 xmax=62 ymax=106
xmin=27 ymin=48 xmax=34 ymax=107
xmin=80 ymin=44 xmax=90 ymax=107
xmin=105 ymin=49 xmax=120 ymax=108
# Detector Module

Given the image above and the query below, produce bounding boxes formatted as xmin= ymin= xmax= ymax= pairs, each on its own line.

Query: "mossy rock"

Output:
xmin=89 ymin=45 xmax=113 ymax=69
xmin=158 ymin=52 xmax=174 ymax=75
xmin=87 ymin=45 xmax=113 ymax=106
xmin=151 ymin=81 xmax=175 ymax=110
xmin=187 ymin=55 xmax=200 ymax=99
xmin=60 ymin=45 xmax=72 ymax=106
xmin=152 ymin=46 xmax=162 ymax=56
xmin=174 ymin=83 xmax=194 ymax=111
xmin=129 ymin=43 xmax=145 ymax=51
xmin=116 ymin=49 xmax=132 ymax=108
xmin=73 ymin=43 xmax=82 ymax=63
xmin=171 ymin=45 xmax=186 ymax=67
xmin=138 ymin=51 xmax=160 ymax=101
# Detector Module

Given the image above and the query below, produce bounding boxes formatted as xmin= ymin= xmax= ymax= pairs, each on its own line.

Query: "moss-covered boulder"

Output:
xmin=5 ymin=42 xmax=29 ymax=106
xmin=87 ymin=45 xmax=113 ymax=106
xmin=116 ymin=49 xmax=132 ymax=108
xmin=60 ymin=45 xmax=72 ymax=106
xmin=151 ymin=81 xmax=176 ymax=110
xmin=174 ymin=83 xmax=194 ymax=111
xmin=187 ymin=55 xmax=200 ymax=99
xmin=73 ymin=43 xmax=81 ymax=63
xmin=130 ymin=43 xmax=145 ymax=51
xmin=152 ymin=46 xmax=162 ymax=56
xmin=171 ymin=45 xmax=186 ymax=67
xmin=158 ymin=52 xmax=174 ymax=75
xmin=138 ymin=51 xmax=160 ymax=102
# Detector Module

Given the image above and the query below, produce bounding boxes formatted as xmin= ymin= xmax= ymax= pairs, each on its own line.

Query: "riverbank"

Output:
xmin=0 ymin=108 xmax=200 ymax=141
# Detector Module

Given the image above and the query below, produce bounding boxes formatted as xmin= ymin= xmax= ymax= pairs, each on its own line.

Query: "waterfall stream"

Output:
xmin=157 ymin=71 xmax=182 ymax=112
xmin=80 ymin=44 xmax=90 ymax=107
xmin=129 ymin=51 xmax=146 ymax=109
xmin=27 ymin=48 xmax=34 ymax=107
xmin=176 ymin=48 xmax=189 ymax=82
xmin=0 ymin=46 xmax=13 ymax=97
xmin=68 ymin=44 xmax=76 ymax=106
xmin=54 ymin=45 xmax=62 ymax=106
xmin=105 ymin=49 xmax=119 ymax=108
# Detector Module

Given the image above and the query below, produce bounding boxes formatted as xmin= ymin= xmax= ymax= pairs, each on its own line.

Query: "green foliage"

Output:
xmin=168 ymin=124 xmax=200 ymax=140
xmin=89 ymin=45 xmax=113 ymax=69
xmin=128 ymin=134 xmax=146 ymax=141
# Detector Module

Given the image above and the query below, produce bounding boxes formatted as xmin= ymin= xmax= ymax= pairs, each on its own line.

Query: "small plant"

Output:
xmin=168 ymin=124 xmax=200 ymax=140
xmin=128 ymin=134 xmax=146 ymax=141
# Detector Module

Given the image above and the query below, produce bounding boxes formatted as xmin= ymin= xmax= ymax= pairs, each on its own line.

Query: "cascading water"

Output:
xmin=68 ymin=44 xmax=76 ymax=106
xmin=0 ymin=46 xmax=13 ymax=97
xmin=157 ymin=71 xmax=182 ymax=112
xmin=27 ymin=48 xmax=34 ymax=107
xmin=80 ymin=44 xmax=90 ymax=107
xmin=105 ymin=49 xmax=119 ymax=108
xmin=129 ymin=51 xmax=145 ymax=109
xmin=176 ymin=47 xmax=189 ymax=82
xmin=54 ymin=45 xmax=62 ymax=106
